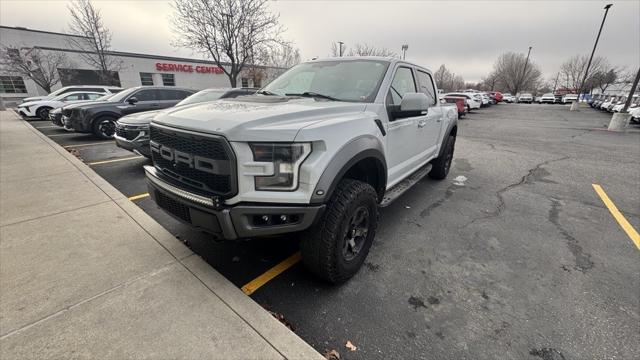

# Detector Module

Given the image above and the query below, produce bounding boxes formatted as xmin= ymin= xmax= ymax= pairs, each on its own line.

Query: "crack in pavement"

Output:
xmin=548 ymin=198 xmax=594 ymax=273
xmin=462 ymin=156 xmax=570 ymax=228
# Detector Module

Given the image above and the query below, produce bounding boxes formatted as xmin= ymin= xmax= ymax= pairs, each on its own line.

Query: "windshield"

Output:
xmin=261 ymin=60 xmax=389 ymax=102
xmin=543 ymin=93 xmax=554 ymax=97
xmin=177 ymin=90 xmax=226 ymax=106
xmin=108 ymin=87 xmax=139 ymax=102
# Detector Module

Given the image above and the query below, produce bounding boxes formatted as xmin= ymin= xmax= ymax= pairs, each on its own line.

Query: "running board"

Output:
xmin=379 ymin=164 xmax=432 ymax=207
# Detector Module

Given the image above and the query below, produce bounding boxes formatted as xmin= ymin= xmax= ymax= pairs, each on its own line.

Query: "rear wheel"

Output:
xmin=92 ymin=116 xmax=117 ymax=139
xmin=429 ymin=134 xmax=455 ymax=180
xmin=301 ymin=179 xmax=379 ymax=283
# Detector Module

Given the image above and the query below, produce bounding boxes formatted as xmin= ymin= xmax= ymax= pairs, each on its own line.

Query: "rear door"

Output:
xmin=415 ymin=69 xmax=443 ymax=159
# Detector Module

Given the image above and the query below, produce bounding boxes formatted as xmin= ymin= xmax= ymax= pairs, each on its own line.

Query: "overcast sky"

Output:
xmin=1 ymin=0 xmax=638 ymax=82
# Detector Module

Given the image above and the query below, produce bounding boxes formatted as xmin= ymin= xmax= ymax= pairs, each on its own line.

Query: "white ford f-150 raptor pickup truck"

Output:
xmin=145 ymin=57 xmax=458 ymax=282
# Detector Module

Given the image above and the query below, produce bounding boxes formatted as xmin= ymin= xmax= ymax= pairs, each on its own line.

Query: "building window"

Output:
xmin=140 ymin=72 xmax=154 ymax=86
xmin=161 ymin=73 xmax=175 ymax=86
xmin=241 ymin=78 xmax=249 ymax=88
xmin=0 ymin=76 xmax=27 ymax=93
xmin=253 ymin=78 xmax=262 ymax=88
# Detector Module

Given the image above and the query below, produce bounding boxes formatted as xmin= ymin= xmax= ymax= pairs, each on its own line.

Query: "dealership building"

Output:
xmin=0 ymin=26 xmax=279 ymax=107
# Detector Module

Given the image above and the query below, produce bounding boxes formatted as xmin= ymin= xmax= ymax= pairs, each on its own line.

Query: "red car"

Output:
xmin=443 ymin=96 xmax=467 ymax=118
xmin=489 ymin=91 xmax=503 ymax=103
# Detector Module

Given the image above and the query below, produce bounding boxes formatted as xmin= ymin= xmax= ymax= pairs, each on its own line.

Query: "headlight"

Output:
xmin=249 ymin=143 xmax=311 ymax=191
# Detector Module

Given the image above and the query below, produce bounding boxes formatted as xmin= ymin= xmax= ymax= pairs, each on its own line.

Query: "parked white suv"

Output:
xmin=17 ymin=91 xmax=106 ymax=120
xmin=145 ymin=57 xmax=458 ymax=282
xmin=517 ymin=93 xmax=533 ymax=103
xmin=562 ymin=94 xmax=579 ymax=104
xmin=20 ymin=85 xmax=122 ymax=104
xmin=444 ymin=92 xmax=481 ymax=110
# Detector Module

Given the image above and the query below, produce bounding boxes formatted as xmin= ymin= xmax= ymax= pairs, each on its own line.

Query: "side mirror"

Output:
xmin=127 ymin=97 xmax=139 ymax=105
xmin=400 ymin=93 xmax=429 ymax=112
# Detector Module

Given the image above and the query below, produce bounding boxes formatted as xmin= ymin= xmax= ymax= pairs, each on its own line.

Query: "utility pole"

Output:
xmin=401 ymin=44 xmax=408 ymax=60
xmin=608 ymin=67 xmax=639 ymax=131
xmin=571 ymin=3 xmax=613 ymax=111
xmin=553 ymin=72 xmax=560 ymax=92
xmin=514 ymin=46 xmax=532 ymax=97
xmin=338 ymin=42 xmax=344 ymax=57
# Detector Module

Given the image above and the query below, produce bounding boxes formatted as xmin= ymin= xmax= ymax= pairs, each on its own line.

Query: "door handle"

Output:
xmin=417 ymin=120 xmax=427 ymax=128
xmin=150 ymin=103 xmax=160 ymax=107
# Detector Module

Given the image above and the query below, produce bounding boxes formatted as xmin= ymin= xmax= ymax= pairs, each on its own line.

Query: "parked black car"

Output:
xmin=50 ymin=93 xmax=117 ymax=126
xmin=114 ymin=88 xmax=257 ymax=157
xmin=63 ymin=86 xmax=194 ymax=139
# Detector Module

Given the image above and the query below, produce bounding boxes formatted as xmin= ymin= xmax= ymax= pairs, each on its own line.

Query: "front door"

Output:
xmin=385 ymin=66 xmax=426 ymax=186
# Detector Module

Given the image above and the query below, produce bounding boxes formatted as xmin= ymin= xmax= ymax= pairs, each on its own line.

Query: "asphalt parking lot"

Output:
xmin=26 ymin=104 xmax=639 ymax=360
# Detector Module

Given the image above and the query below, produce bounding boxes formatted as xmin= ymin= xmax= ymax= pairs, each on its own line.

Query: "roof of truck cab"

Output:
xmin=305 ymin=56 xmax=432 ymax=73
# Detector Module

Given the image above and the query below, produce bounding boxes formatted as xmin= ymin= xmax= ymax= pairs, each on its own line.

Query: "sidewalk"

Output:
xmin=0 ymin=111 xmax=323 ymax=359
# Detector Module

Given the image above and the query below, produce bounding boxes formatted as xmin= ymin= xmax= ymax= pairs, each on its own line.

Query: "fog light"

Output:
xmin=279 ymin=215 xmax=287 ymax=222
xmin=261 ymin=215 xmax=269 ymax=222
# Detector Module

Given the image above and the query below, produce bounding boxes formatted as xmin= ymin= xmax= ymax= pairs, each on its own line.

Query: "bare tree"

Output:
xmin=330 ymin=42 xmax=340 ymax=57
xmin=0 ymin=46 xmax=69 ymax=93
xmin=481 ymin=71 xmax=498 ymax=91
xmin=245 ymin=42 xmax=301 ymax=86
xmin=433 ymin=64 xmax=465 ymax=92
xmin=490 ymin=52 xmax=541 ymax=94
xmin=172 ymin=0 xmax=283 ymax=87
xmin=67 ymin=0 xmax=120 ymax=85
xmin=558 ymin=54 xmax=619 ymax=92
xmin=347 ymin=43 xmax=397 ymax=57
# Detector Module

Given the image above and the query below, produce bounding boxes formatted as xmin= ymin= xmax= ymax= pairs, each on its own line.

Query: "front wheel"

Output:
xmin=92 ymin=116 xmax=117 ymax=139
xmin=301 ymin=179 xmax=379 ymax=283
xmin=36 ymin=107 xmax=51 ymax=120
xmin=429 ymin=134 xmax=455 ymax=180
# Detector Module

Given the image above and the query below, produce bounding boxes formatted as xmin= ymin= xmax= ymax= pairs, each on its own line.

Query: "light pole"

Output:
xmin=608 ymin=67 xmax=639 ymax=131
xmin=401 ymin=44 xmax=408 ymax=60
xmin=514 ymin=46 xmax=532 ymax=97
xmin=338 ymin=42 xmax=344 ymax=57
xmin=553 ymin=72 xmax=560 ymax=93
xmin=570 ymin=3 xmax=613 ymax=111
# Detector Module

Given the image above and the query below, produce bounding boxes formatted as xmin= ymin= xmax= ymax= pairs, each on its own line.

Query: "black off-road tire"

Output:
xmin=429 ymin=134 xmax=455 ymax=180
xmin=36 ymin=107 xmax=52 ymax=120
xmin=301 ymin=179 xmax=379 ymax=283
xmin=92 ymin=116 xmax=117 ymax=139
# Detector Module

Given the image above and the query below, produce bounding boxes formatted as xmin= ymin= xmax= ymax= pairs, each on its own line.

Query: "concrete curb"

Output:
xmin=10 ymin=115 xmax=323 ymax=359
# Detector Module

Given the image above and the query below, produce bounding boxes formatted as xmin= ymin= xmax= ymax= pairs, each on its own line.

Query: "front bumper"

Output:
xmin=16 ymin=106 xmax=36 ymax=117
xmin=50 ymin=112 xmax=64 ymax=126
xmin=145 ymin=166 xmax=324 ymax=240
xmin=114 ymin=127 xmax=151 ymax=157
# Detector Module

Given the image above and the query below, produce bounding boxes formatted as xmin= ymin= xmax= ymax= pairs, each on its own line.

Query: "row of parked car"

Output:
xmin=589 ymin=93 xmax=640 ymax=123
xmin=15 ymin=85 xmax=257 ymax=142
xmin=439 ymin=90 xmax=504 ymax=118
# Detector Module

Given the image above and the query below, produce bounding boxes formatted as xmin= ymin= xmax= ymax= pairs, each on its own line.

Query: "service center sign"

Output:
xmin=156 ymin=63 xmax=224 ymax=75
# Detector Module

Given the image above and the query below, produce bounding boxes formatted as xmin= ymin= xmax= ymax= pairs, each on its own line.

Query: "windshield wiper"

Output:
xmin=285 ymin=92 xmax=341 ymax=101
xmin=256 ymin=90 xmax=280 ymax=96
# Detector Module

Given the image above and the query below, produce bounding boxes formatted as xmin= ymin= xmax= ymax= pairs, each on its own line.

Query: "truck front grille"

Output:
xmin=149 ymin=125 xmax=237 ymax=198
xmin=115 ymin=126 xmax=140 ymax=140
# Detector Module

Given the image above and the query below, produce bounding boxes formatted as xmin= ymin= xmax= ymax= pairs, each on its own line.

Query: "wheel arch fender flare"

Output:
xmin=310 ymin=135 xmax=387 ymax=204
xmin=436 ymin=120 xmax=458 ymax=159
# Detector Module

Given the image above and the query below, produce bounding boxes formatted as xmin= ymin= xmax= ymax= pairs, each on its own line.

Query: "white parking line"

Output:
xmin=47 ymin=133 xmax=77 ymax=137
xmin=34 ymin=125 xmax=57 ymax=129
xmin=63 ymin=141 xmax=114 ymax=148
xmin=88 ymin=156 xmax=144 ymax=166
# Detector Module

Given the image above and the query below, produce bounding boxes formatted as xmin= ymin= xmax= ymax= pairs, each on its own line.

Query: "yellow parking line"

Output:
xmin=88 ymin=156 xmax=144 ymax=166
xmin=48 ymin=133 xmax=76 ymax=137
xmin=128 ymin=193 xmax=150 ymax=201
xmin=64 ymin=141 xmax=114 ymax=148
xmin=592 ymin=184 xmax=640 ymax=250
xmin=241 ymin=252 xmax=302 ymax=295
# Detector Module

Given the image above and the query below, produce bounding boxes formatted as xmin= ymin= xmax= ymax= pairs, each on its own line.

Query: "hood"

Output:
xmin=152 ymin=96 xmax=367 ymax=142
xmin=61 ymin=100 xmax=107 ymax=111
xmin=118 ymin=109 xmax=165 ymax=125
xmin=22 ymin=96 xmax=48 ymax=103
xmin=69 ymin=100 xmax=121 ymax=111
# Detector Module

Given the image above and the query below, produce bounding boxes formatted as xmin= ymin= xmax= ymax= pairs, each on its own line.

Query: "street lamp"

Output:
xmin=401 ymin=44 xmax=408 ymax=60
xmin=514 ymin=46 xmax=532 ymax=97
xmin=570 ymin=3 xmax=613 ymax=111
xmin=338 ymin=41 xmax=344 ymax=57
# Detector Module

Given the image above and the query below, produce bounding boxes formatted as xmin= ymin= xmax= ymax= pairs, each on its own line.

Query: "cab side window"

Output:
xmin=132 ymin=89 xmax=158 ymax=101
xmin=416 ymin=70 xmax=437 ymax=106
xmin=387 ymin=67 xmax=416 ymax=106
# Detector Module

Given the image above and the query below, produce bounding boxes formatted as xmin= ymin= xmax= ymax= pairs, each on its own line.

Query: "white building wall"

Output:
xmin=0 ymin=26 xmax=276 ymax=107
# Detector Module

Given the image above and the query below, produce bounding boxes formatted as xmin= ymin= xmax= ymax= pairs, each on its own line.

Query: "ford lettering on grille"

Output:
xmin=150 ymin=141 xmax=230 ymax=175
